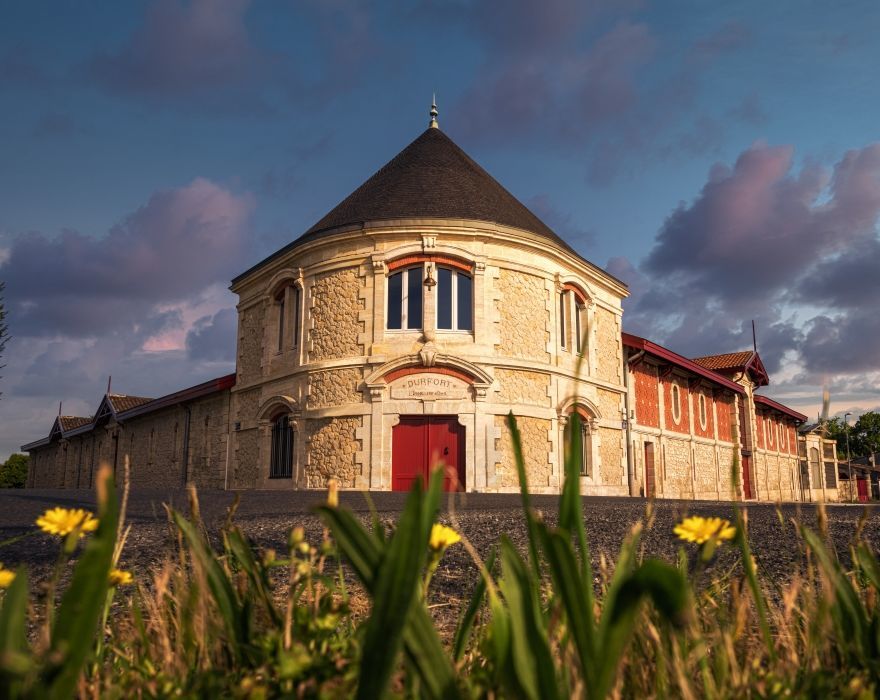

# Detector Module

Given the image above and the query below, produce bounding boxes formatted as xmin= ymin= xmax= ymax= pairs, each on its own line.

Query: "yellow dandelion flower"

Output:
xmin=0 ymin=567 xmax=15 ymax=588
xmin=674 ymin=516 xmax=736 ymax=545
xmin=429 ymin=523 xmax=461 ymax=551
xmin=109 ymin=569 xmax=133 ymax=586
xmin=36 ymin=508 xmax=99 ymax=537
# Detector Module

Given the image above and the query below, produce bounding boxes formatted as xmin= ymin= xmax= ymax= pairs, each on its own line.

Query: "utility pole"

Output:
xmin=845 ymin=412 xmax=853 ymax=502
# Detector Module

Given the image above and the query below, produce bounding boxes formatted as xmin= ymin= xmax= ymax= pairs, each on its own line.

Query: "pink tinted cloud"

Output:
xmin=2 ymin=178 xmax=253 ymax=338
xmin=628 ymin=141 xmax=880 ymax=376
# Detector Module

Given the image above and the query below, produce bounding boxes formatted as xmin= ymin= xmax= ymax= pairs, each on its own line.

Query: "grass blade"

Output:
xmin=538 ymin=524 xmax=596 ymax=687
xmin=44 ymin=468 xmax=118 ymax=700
xmin=505 ymin=413 xmax=542 ymax=582
xmin=453 ymin=547 xmax=496 ymax=662
xmin=171 ymin=510 xmax=248 ymax=659
xmin=499 ymin=537 xmax=559 ymax=700
xmin=357 ymin=482 xmax=428 ymax=699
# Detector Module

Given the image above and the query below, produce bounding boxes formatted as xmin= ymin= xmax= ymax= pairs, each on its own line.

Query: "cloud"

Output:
xmin=621 ymin=142 xmax=880 ymax=378
xmin=641 ymin=143 xmax=880 ymax=306
xmin=186 ymin=308 xmax=237 ymax=362
xmin=2 ymin=178 xmax=253 ymax=338
xmin=84 ymin=0 xmax=382 ymax=111
xmin=88 ymin=0 xmax=262 ymax=102
xmin=800 ymin=310 xmax=880 ymax=375
xmin=527 ymin=195 xmax=597 ymax=250
xmin=455 ymin=20 xmax=656 ymax=147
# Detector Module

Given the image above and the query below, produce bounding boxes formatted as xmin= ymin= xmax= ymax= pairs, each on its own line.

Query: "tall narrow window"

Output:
xmin=575 ymin=300 xmax=587 ymax=354
xmin=387 ymin=266 xmax=423 ymax=330
xmin=809 ymin=447 xmax=821 ymax=486
xmin=563 ymin=414 xmax=592 ymax=477
xmin=559 ymin=292 xmax=568 ymax=349
xmin=277 ymin=291 xmax=285 ymax=352
xmin=437 ymin=267 xmax=473 ymax=331
xmin=292 ymin=285 xmax=301 ymax=348
xmin=698 ymin=394 xmax=707 ymax=430
xmin=269 ymin=414 xmax=294 ymax=479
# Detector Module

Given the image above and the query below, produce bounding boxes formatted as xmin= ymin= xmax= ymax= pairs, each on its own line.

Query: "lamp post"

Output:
xmin=845 ymin=412 xmax=853 ymax=502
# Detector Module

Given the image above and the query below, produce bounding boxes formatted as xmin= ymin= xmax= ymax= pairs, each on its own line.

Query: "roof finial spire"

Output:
xmin=429 ymin=94 xmax=438 ymax=129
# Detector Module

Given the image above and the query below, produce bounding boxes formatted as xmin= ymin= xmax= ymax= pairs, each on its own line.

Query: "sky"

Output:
xmin=2 ymin=0 xmax=879 ymax=459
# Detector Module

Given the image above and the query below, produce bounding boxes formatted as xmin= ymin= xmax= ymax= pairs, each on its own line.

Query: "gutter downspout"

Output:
xmin=223 ymin=390 xmax=231 ymax=491
xmin=181 ymin=406 xmax=192 ymax=487
xmin=623 ymin=349 xmax=645 ymax=497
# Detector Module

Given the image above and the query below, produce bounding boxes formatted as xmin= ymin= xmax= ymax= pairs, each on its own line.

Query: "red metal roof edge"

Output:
xmin=753 ymin=394 xmax=808 ymax=423
xmin=117 ymin=373 xmax=236 ymax=421
xmin=622 ymin=332 xmax=745 ymax=394
xmin=22 ymin=374 xmax=237 ymax=449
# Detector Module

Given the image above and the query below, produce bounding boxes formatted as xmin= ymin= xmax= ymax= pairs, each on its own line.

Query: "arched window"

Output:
xmin=436 ymin=267 xmax=473 ymax=331
xmin=275 ymin=284 xmax=302 ymax=352
xmin=387 ymin=266 xmax=423 ymax=330
xmin=563 ymin=410 xmax=593 ymax=477
xmin=560 ymin=286 xmax=589 ymax=354
xmin=269 ymin=414 xmax=294 ymax=479
xmin=698 ymin=393 xmax=707 ymax=430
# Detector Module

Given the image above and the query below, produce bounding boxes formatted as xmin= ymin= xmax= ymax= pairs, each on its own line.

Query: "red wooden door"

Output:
xmin=391 ymin=418 xmax=427 ymax=492
xmin=857 ymin=477 xmax=869 ymax=502
xmin=742 ymin=455 xmax=753 ymax=499
xmin=392 ymin=417 xmax=464 ymax=492
xmin=644 ymin=443 xmax=655 ymax=498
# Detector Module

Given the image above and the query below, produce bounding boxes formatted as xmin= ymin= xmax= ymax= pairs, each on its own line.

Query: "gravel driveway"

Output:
xmin=2 ymin=488 xmax=878 ymax=634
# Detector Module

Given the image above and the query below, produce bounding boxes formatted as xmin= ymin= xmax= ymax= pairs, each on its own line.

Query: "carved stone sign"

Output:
xmin=389 ymin=373 xmax=470 ymax=401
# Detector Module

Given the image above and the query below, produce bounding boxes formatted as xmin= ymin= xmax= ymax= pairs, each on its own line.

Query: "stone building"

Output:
xmin=24 ymin=111 xmax=629 ymax=496
xmin=22 ymin=109 xmax=834 ymax=501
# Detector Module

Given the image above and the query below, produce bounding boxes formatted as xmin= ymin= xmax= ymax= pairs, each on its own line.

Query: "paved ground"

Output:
xmin=2 ymin=488 xmax=878 ymax=634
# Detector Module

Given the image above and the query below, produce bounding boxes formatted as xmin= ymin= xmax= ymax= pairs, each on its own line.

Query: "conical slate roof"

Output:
xmin=305 ymin=127 xmax=562 ymax=243
xmin=233 ymin=125 xmax=617 ymax=286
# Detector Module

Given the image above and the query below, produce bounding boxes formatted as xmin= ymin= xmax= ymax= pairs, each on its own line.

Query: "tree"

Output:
xmin=0 ymin=453 xmax=29 ymax=488
xmin=826 ymin=412 xmax=880 ymax=460
xmin=824 ymin=417 xmax=850 ymax=457
xmin=853 ymin=412 xmax=880 ymax=458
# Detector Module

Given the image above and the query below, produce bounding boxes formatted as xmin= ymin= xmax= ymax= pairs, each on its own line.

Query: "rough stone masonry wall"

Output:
xmin=306 ymin=417 xmax=362 ymax=488
xmin=236 ymin=389 xmax=261 ymax=425
xmin=494 ymin=415 xmax=552 ymax=489
xmin=123 ymin=407 xmax=184 ymax=488
xmin=496 ymin=270 xmax=549 ymax=362
xmin=597 ymin=389 xmax=621 ymax=423
xmin=598 ymin=427 xmax=623 ymax=485
xmin=309 ymin=268 xmax=363 ymax=362
xmin=188 ymin=393 xmax=231 ymax=490
xmin=233 ymin=429 xmax=259 ymax=489
xmin=663 ymin=439 xmax=692 ymax=498
xmin=694 ymin=442 xmax=717 ymax=496
xmin=238 ymin=303 xmax=265 ymax=383
xmin=717 ymin=445 xmax=735 ymax=497
xmin=495 ymin=368 xmax=550 ymax=406
xmin=594 ymin=308 xmax=620 ymax=384
xmin=307 ymin=368 xmax=363 ymax=409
